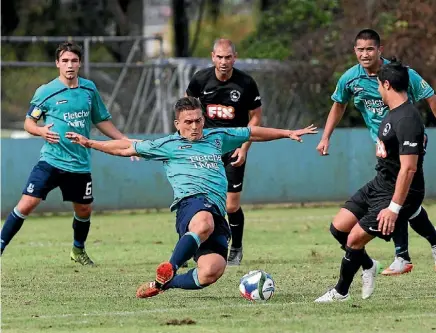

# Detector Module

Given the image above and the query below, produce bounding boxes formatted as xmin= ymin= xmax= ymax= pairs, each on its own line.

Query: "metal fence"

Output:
xmin=1 ymin=36 xmax=331 ymax=134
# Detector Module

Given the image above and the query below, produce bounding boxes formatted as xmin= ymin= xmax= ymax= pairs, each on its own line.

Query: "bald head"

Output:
xmin=213 ymin=39 xmax=236 ymax=54
xmin=212 ymin=39 xmax=237 ymax=79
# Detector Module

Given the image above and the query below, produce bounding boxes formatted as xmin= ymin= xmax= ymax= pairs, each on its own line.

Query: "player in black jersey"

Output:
xmin=186 ymin=39 xmax=262 ymax=265
xmin=316 ymin=61 xmax=428 ymax=303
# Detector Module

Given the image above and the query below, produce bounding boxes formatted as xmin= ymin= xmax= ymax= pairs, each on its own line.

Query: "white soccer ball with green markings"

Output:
xmin=239 ymin=270 xmax=275 ymax=302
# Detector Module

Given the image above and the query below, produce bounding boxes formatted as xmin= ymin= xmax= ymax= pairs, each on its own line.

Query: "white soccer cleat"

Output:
xmin=381 ymin=257 xmax=413 ymax=275
xmin=431 ymin=246 xmax=436 ymax=272
xmin=315 ymin=288 xmax=350 ymax=303
xmin=361 ymin=259 xmax=380 ymax=299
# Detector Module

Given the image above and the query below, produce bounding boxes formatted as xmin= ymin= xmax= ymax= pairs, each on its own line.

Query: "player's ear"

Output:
xmin=234 ymin=52 xmax=238 ymax=60
xmin=378 ymin=45 xmax=384 ymax=55
xmin=211 ymin=51 xmax=214 ymax=61
xmin=174 ymin=119 xmax=179 ymax=130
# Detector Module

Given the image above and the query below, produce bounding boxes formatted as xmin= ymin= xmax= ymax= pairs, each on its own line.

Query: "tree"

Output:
xmin=172 ymin=0 xmax=190 ymax=57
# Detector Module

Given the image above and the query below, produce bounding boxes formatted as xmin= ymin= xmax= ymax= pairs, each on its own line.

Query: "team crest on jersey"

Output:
xmin=215 ymin=139 xmax=221 ymax=148
xmin=382 ymin=123 xmax=391 ymax=136
xmin=31 ymin=108 xmax=42 ymax=119
xmin=178 ymin=145 xmax=192 ymax=149
xmin=354 ymin=86 xmax=364 ymax=93
xmin=230 ymin=90 xmax=241 ymax=102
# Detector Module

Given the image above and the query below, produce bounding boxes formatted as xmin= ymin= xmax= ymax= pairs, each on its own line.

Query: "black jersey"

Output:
xmin=186 ymin=67 xmax=262 ymax=128
xmin=375 ymin=101 xmax=425 ymax=192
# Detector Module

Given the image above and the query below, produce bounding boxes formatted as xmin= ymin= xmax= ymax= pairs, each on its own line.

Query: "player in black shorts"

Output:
xmin=316 ymin=60 xmax=428 ymax=302
xmin=186 ymin=38 xmax=262 ymax=265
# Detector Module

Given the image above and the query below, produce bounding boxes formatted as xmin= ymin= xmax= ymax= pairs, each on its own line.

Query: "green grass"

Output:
xmin=2 ymin=206 xmax=436 ymax=333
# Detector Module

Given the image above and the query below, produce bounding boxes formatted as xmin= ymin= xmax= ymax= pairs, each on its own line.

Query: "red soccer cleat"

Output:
xmin=136 ymin=262 xmax=175 ymax=299
xmin=155 ymin=261 xmax=175 ymax=285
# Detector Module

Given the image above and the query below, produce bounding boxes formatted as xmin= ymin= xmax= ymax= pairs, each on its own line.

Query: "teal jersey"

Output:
xmin=27 ymin=77 xmax=112 ymax=173
xmin=332 ymin=59 xmax=434 ymax=142
xmin=134 ymin=127 xmax=251 ymax=216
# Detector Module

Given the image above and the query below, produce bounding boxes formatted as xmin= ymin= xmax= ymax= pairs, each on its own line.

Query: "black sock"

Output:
xmin=228 ymin=208 xmax=244 ymax=248
xmin=335 ymin=246 xmax=364 ymax=296
xmin=1 ymin=207 xmax=26 ymax=253
xmin=330 ymin=223 xmax=373 ymax=269
xmin=72 ymin=214 xmax=91 ymax=249
xmin=409 ymin=207 xmax=436 ymax=247
xmin=392 ymin=218 xmax=411 ymax=261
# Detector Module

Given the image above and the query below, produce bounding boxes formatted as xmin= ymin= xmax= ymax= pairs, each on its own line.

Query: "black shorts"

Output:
xmin=22 ymin=161 xmax=93 ymax=204
xmin=175 ymin=195 xmax=230 ymax=261
xmin=222 ymin=150 xmax=246 ymax=193
xmin=343 ymin=178 xmax=424 ymax=241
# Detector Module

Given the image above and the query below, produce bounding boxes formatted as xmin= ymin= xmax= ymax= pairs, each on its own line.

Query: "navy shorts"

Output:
xmin=176 ymin=195 xmax=230 ymax=261
xmin=22 ymin=161 xmax=93 ymax=204
xmin=344 ymin=178 xmax=424 ymax=241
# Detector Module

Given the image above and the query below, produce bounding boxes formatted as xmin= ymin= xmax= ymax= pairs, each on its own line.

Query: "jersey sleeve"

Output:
xmin=221 ymin=127 xmax=251 ymax=153
xmin=408 ymin=69 xmax=434 ymax=102
xmin=133 ymin=138 xmax=171 ymax=161
xmin=186 ymin=72 xmax=202 ymax=97
xmin=395 ymin=117 xmax=424 ymax=155
xmin=245 ymin=77 xmax=262 ymax=111
xmin=90 ymin=85 xmax=112 ymax=124
xmin=331 ymin=73 xmax=352 ymax=104
xmin=27 ymin=86 xmax=48 ymax=120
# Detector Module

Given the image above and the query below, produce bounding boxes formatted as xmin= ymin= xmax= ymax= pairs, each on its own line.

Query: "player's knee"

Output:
xmin=74 ymin=204 xmax=92 ymax=219
xmin=16 ymin=195 xmax=41 ymax=216
xmin=189 ymin=213 xmax=214 ymax=241
xmin=330 ymin=223 xmax=349 ymax=250
xmin=197 ymin=263 xmax=225 ymax=286
xmin=226 ymin=201 xmax=240 ymax=213
xmin=346 ymin=231 xmax=366 ymax=249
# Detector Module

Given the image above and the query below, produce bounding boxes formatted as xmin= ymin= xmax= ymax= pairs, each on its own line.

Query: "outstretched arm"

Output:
xmin=65 ymin=132 xmax=138 ymax=157
xmin=249 ymin=125 xmax=317 ymax=142
xmin=316 ymin=102 xmax=347 ymax=155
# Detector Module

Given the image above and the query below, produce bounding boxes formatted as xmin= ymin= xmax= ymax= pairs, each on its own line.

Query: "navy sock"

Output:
xmin=228 ymin=208 xmax=244 ymax=248
xmin=72 ymin=214 xmax=91 ymax=249
xmin=1 ymin=207 xmax=27 ymax=253
xmin=409 ymin=207 xmax=436 ymax=247
xmin=169 ymin=232 xmax=201 ymax=271
xmin=163 ymin=268 xmax=203 ymax=290
xmin=335 ymin=246 xmax=364 ymax=296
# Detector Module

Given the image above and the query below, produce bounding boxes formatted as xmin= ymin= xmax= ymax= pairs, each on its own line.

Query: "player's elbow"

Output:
xmin=401 ymin=164 xmax=417 ymax=174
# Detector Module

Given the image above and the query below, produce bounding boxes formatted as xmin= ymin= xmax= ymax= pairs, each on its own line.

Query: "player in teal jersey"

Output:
xmin=66 ymin=96 xmax=318 ymax=297
xmin=0 ymin=42 xmax=133 ymax=265
xmin=316 ymin=29 xmax=436 ymax=276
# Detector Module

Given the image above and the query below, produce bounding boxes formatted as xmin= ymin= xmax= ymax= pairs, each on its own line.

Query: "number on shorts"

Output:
xmin=85 ymin=182 xmax=92 ymax=196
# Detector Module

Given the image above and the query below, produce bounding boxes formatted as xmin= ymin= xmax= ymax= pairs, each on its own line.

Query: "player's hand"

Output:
xmin=65 ymin=132 xmax=89 ymax=148
xmin=377 ymin=208 xmax=398 ymax=235
xmin=230 ymin=148 xmax=247 ymax=167
xmin=316 ymin=137 xmax=330 ymax=155
xmin=40 ymin=123 xmax=60 ymax=144
xmin=124 ymin=138 xmax=141 ymax=161
xmin=288 ymin=124 xmax=318 ymax=143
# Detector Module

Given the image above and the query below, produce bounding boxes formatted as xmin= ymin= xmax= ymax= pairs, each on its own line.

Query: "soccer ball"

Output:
xmin=239 ymin=270 xmax=275 ymax=302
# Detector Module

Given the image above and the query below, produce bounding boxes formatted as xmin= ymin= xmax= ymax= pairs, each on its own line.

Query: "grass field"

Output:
xmin=2 ymin=205 xmax=436 ymax=333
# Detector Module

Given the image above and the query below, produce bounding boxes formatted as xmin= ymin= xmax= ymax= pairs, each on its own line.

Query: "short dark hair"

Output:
xmin=355 ymin=29 xmax=381 ymax=47
xmin=55 ymin=42 xmax=82 ymax=61
xmin=174 ymin=96 xmax=202 ymax=119
xmin=377 ymin=58 xmax=409 ymax=92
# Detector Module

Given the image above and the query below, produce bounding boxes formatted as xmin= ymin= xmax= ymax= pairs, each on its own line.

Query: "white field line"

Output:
xmin=6 ymin=295 xmax=436 ymax=321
